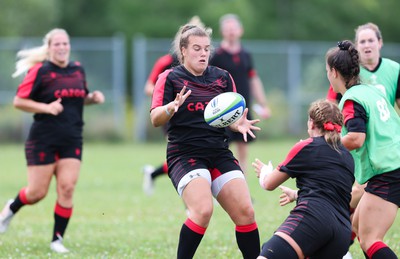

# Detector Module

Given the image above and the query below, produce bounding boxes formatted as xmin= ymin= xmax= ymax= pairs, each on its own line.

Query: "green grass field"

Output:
xmin=0 ymin=140 xmax=399 ymax=258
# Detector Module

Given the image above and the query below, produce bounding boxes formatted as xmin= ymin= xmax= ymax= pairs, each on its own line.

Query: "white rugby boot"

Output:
xmin=142 ymin=165 xmax=155 ymax=195
xmin=342 ymin=251 xmax=353 ymax=259
xmin=50 ymin=234 xmax=70 ymax=253
xmin=0 ymin=199 xmax=15 ymax=233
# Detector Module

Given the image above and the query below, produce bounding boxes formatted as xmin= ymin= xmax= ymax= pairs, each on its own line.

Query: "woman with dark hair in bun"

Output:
xmin=327 ymin=40 xmax=400 ymax=259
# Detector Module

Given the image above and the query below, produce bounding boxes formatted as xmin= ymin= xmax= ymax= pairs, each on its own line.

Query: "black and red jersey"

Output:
xmin=278 ymin=136 xmax=354 ymax=224
xmin=151 ymin=65 xmax=237 ymax=148
xmin=210 ymin=46 xmax=256 ymax=108
xmin=341 ymin=100 xmax=367 ymax=133
xmin=16 ymin=60 xmax=89 ymax=141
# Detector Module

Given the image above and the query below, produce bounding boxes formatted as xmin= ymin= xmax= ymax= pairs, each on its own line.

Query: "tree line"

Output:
xmin=1 ymin=0 xmax=400 ymax=43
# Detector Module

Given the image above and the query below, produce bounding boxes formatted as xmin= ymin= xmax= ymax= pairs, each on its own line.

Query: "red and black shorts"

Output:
xmin=166 ymin=143 xmax=243 ymax=196
xmin=25 ymin=139 xmax=83 ymax=166
xmin=365 ymin=168 xmax=400 ymax=207
xmin=276 ymin=200 xmax=352 ymax=258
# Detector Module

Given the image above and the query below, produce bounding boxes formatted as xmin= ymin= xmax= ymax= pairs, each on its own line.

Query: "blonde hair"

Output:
xmin=308 ymin=99 xmax=344 ymax=152
xmin=12 ymin=28 xmax=69 ymax=78
xmin=219 ymin=13 xmax=242 ymax=30
xmin=172 ymin=16 xmax=212 ymax=64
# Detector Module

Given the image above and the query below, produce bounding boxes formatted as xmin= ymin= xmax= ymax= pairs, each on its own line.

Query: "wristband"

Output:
xmin=259 ymin=161 xmax=273 ymax=189
xmin=164 ymin=105 xmax=172 ymax=116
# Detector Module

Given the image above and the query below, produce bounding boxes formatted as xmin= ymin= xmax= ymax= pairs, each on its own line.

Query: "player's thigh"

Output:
xmin=350 ymin=182 xmax=366 ymax=208
xmin=55 ymin=158 xmax=81 ymax=187
xmin=27 ymin=164 xmax=56 ymax=194
xmin=358 ymin=192 xmax=398 ymax=244
xmin=217 ymin=177 xmax=253 ymax=224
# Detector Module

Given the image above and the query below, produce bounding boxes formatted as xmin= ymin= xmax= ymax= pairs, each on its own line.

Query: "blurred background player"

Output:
xmin=327 ymin=22 xmax=400 ymax=108
xmin=210 ymin=13 xmax=271 ymax=176
xmin=142 ymin=53 xmax=179 ymax=195
xmin=142 ymin=17 xmax=200 ymax=196
xmin=0 ymin=28 xmax=105 ymax=253
xmin=253 ymin=99 xmax=354 ymax=259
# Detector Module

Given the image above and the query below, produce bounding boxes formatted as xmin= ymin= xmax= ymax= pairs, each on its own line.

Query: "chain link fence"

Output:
xmin=1 ymin=36 xmax=399 ymax=142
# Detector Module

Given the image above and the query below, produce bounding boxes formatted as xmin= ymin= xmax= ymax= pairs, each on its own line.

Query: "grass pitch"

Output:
xmin=0 ymin=140 xmax=399 ymax=258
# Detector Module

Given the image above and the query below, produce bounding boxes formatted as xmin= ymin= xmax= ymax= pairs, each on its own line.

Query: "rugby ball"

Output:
xmin=204 ymin=92 xmax=246 ymax=128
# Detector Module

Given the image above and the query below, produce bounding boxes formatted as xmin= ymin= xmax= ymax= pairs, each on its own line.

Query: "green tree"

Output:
xmin=1 ymin=0 xmax=400 ymax=42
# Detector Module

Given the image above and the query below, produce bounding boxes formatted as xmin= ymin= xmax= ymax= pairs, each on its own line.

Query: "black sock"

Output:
xmin=52 ymin=203 xmax=72 ymax=242
xmin=367 ymin=241 xmax=398 ymax=259
xmin=177 ymin=219 xmax=206 ymax=259
xmin=9 ymin=188 xmax=29 ymax=214
xmin=370 ymin=248 xmax=398 ymax=259
xmin=151 ymin=165 xmax=166 ymax=179
xmin=235 ymin=223 xmax=260 ymax=259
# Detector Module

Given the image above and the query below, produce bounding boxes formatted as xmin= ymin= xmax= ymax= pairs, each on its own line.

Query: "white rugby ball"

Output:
xmin=204 ymin=92 xmax=246 ymax=128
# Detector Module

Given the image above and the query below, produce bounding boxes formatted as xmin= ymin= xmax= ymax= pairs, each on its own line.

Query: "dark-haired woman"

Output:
xmin=327 ymin=40 xmax=400 ymax=259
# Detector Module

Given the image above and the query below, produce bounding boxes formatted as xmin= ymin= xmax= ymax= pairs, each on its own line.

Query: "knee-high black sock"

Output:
xmin=367 ymin=241 xmax=398 ymax=259
xmin=9 ymin=188 xmax=29 ymax=214
xmin=151 ymin=164 xmax=166 ymax=179
xmin=235 ymin=223 xmax=260 ymax=259
xmin=177 ymin=218 xmax=206 ymax=259
xmin=52 ymin=203 xmax=73 ymax=242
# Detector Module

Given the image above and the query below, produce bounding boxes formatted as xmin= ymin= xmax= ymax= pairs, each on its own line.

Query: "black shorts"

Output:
xmin=25 ymin=139 xmax=83 ymax=165
xmin=275 ymin=200 xmax=352 ymax=258
xmin=166 ymin=143 xmax=242 ymax=194
xmin=365 ymin=168 xmax=400 ymax=207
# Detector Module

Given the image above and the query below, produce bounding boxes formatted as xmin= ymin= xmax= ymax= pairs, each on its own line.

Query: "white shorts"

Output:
xmin=177 ymin=168 xmax=244 ymax=197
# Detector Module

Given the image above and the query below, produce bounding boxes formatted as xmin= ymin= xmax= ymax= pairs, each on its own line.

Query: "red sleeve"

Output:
xmin=277 ymin=138 xmax=313 ymax=170
xmin=342 ymin=100 xmax=356 ymax=125
xmin=150 ymin=69 xmax=172 ymax=111
xmin=248 ymin=69 xmax=257 ymax=78
xmin=16 ymin=63 xmax=43 ymax=98
xmin=148 ymin=55 xmax=174 ymax=84
xmin=228 ymin=73 xmax=237 ymax=93
xmin=326 ymin=84 xmax=338 ymax=102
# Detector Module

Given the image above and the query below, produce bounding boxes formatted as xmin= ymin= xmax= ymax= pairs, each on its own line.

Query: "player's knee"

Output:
xmin=58 ymin=183 xmax=76 ymax=199
xmin=232 ymin=202 xmax=255 ymax=225
xmin=190 ymin=204 xmax=213 ymax=226
xmin=242 ymin=203 xmax=255 ymax=220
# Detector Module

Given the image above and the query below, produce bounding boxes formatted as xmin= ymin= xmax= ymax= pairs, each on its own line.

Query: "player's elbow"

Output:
xmin=342 ymin=132 xmax=365 ymax=151
xmin=264 ymin=182 xmax=277 ymax=191
xmin=150 ymin=110 xmax=163 ymax=127
xmin=13 ymin=96 xmax=25 ymax=110
xmin=150 ymin=116 xmax=161 ymax=127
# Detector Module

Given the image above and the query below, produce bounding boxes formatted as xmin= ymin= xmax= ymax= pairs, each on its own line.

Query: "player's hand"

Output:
xmin=252 ymin=158 xmax=265 ymax=178
xmin=173 ymin=85 xmax=191 ymax=112
xmin=278 ymin=185 xmax=298 ymax=206
xmin=235 ymin=108 xmax=260 ymax=142
xmin=47 ymin=98 xmax=63 ymax=115
xmin=91 ymin=91 xmax=105 ymax=104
